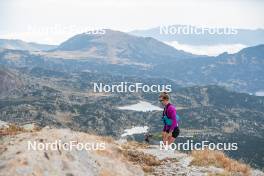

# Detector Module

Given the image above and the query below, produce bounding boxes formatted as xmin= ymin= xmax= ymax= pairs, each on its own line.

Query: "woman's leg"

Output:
xmin=168 ymin=127 xmax=179 ymax=144
xmin=162 ymin=131 xmax=168 ymax=144
xmin=168 ymin=136 xmax=175 ymax=145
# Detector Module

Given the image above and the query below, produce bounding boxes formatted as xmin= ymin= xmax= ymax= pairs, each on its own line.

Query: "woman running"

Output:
xmin=159 ymin=92 xmax=180 ymax=145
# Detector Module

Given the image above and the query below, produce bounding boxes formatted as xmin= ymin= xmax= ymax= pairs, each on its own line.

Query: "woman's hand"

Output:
xmin=168 ymin=132 xmax=172 ymax=138
xmin=162 ymin=131 xmax=168 ymax=143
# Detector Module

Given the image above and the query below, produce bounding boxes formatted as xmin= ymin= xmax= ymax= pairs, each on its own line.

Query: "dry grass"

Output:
xmin=99 ymin=135 xmax=115 ymax=143
xmin=95 ymin=139 xmax=152 ymax=175
xmin=121 ymin=140 xmax=149 ymax=150
xmin=121 ymin=149 xmax=161 ymax=172
xmin=96 ymin=139 xmax=160 ymax=173
xmin=191 ymin=149 xmax=251 ymax=176
xmin=120 ymin=141 xmax=161 ymax=173
xmin=0 ymin=124 xmax=25 ymax=136
xmin=0 ymin=123 xmax=41 ymax=136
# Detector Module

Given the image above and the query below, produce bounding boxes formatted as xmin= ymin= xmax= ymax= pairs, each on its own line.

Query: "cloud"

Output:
xmin=1 ymin=0 xmax=263 ymax=44
xmin=165 ymin=41 xmax=247 ymax=56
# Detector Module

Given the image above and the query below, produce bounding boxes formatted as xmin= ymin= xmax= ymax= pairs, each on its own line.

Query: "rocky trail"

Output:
xmin=0 ymin=125 xmax=263 ymax=176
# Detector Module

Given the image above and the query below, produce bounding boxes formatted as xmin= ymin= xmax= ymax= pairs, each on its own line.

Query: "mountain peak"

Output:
xmin=55 ymin=29 xmax=195 ymax=63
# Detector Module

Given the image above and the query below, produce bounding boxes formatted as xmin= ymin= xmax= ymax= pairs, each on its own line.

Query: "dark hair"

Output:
xmin=159 ymin=92 xmax=170 ymax=100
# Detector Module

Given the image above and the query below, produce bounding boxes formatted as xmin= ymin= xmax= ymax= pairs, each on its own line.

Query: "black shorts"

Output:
xmin=166 ymin=127 xmax=180 ymax=138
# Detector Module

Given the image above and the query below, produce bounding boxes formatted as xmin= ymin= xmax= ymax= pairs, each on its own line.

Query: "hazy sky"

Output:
xmin=1 ymin=0 xmax=264 ymax=44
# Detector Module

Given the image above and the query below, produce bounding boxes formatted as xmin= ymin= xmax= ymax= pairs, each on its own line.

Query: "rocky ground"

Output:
xmin=0 ymin=124 xmax=263 ymax=176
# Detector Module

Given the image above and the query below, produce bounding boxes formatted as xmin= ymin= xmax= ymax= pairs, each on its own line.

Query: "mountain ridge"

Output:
xmin=130 ymin=25 xmax=264 ymax=46
xmin=53 ymin=29 xmax=198 ymax=63
xmin=0 ymin=39 xmax=57 ymax=51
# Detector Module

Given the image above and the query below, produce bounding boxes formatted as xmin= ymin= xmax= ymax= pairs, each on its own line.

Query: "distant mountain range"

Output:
xmin=0 ymin=39 xmax=57 ymax=51
xmin=154 ymin=44 xmax=264 ymax=92
xmin=0 ymin=29 xmax=263 ymax=92
xmin=130 ymin=25 xmax=264 ymax=46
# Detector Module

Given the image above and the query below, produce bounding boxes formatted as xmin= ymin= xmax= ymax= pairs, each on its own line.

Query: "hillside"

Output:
xmin=0 ymin=37 xmax=263 ymax=92
xmin=153 ymin=44 xmax=264 ymax=92
xmin=0 ymin=126 xmax=263 ymax=176
xmin=0 ymin=68 xmax=24 ymax=95
xmin=0 ymin=67 xmax=263 ymax=168
xmin=0 ymin=39 xmax=56 ymax=51
xmin=54 ymin=29 xmax=195 ymax=63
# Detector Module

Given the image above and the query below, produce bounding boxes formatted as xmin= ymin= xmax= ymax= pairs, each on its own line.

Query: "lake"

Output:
xmin=255 ymin=91 xmax=264 ymax=96
xmin=117 ymin=101 xmax=162 ymax=112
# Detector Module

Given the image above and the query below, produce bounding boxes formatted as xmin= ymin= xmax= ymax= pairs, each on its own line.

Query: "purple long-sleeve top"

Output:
xmin=162 ymin=103 xmax=178 ymax=132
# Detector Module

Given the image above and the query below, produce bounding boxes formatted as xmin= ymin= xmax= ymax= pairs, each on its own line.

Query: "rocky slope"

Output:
xmin=0 ymin=125 xmax=263 ymax=176
xmin=0 ymin=68 xmax=24 ymax=95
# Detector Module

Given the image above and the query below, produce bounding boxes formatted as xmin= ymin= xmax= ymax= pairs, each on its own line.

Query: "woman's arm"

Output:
xmin=167 ymin=106 xmax=177 ymax=132
xmin=163 ymin=125 xmax=167 ymax=132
